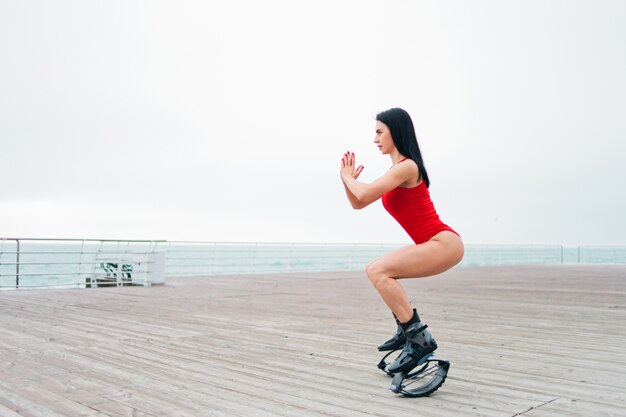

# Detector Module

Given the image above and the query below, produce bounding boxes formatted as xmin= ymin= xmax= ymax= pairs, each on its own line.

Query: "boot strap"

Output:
xmin=406 ymin=324 xmax=428 ymax=333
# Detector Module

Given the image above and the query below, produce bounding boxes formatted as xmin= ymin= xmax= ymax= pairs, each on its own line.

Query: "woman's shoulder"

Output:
xmin=399 ymin=157 xmax=417 ymax=167
xmin=391 ymin=157 xmax=420 ymax=186
xmin=392 ymin=157 xmax=418 ymax=173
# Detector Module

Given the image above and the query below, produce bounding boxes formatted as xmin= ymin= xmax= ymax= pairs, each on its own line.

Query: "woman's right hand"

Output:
xmin=341 ymin=151 xmax=364 ymax=182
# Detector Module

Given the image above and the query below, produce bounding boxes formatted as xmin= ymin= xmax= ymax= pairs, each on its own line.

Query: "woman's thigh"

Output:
xmin=370 ymin=232 xmax=464 ymax=279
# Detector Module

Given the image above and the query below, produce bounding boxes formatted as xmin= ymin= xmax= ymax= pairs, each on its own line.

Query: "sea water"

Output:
xmin=1 ymin=241 xmax=625 ymax=289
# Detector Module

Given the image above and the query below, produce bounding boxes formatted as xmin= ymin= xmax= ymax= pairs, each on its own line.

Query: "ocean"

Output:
xmin=1 ymin=240 xmax=625 ymax=289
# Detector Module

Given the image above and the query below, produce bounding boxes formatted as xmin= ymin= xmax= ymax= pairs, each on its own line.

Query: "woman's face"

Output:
xmin=374 ymin=121 xmax=394 ymax=154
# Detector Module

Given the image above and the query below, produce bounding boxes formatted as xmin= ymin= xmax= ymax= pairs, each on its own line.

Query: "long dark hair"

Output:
xmin=376 ymin=107 xmax=430 ymax=188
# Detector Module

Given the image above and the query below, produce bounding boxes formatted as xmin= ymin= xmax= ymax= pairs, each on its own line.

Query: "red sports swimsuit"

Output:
xmin=382 ymin=159 xmax=459 ymax=245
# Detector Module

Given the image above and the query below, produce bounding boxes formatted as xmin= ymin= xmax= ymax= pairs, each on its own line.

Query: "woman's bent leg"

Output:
xmin=367 ymin=232 xmax=464 ymax=372
xmin=365 ymin=231 xmax=464 ymax=321
xmin=365 ymin=262 xmax=414 ymax=322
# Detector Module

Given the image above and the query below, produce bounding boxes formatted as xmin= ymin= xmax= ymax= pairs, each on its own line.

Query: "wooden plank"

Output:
xmin=519 ymin=397 xmax=626 ymax=417
xmin=0 ymin=265 xmax=625 ymax=416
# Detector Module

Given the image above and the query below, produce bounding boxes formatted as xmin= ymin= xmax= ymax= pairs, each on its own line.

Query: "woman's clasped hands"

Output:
xmin=340 ymin=151 xmax=364 ymax=182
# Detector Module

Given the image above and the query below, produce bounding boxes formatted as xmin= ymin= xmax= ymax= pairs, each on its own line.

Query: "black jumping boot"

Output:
xmin=385 ymin=310 xmax=437 ymax=374
xmin=377 ymin=314 xmax=406 ymax=351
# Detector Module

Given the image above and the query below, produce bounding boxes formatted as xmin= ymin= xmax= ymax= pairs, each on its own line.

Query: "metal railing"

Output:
xmin=0 ymin=238 xmax=166 ymax=289
xmin=164 ymin=241 xmax=403 ymax=277
xmin=2 ymin=238 xmax=625 ymax=289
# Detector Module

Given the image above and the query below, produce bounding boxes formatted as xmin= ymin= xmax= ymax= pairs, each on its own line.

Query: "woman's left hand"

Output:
xmin=340 ymin=151 xmax=364 ymax=182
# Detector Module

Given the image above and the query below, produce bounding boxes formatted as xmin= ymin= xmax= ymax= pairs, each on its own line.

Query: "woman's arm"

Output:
xmin=343 ymin=181 xmax=366 ymax=209
xmin=340 ymin=152 xmax=415 ymax=209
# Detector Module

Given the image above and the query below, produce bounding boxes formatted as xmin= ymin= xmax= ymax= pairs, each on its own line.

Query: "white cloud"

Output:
xmin=1 ymin=0 xmax=625 ymax=245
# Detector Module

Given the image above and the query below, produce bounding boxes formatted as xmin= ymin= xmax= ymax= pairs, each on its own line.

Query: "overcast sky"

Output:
xmin=1 ymin=0 xmax=625 ymax=246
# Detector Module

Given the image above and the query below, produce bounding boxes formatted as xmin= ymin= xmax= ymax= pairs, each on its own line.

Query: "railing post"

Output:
xmin=253 ymin=242 xmax=258 ymax=273
xmin=16 ymin=239 xmax=20 ymax=289
xmin=349 ymin=243 xmax=355 ymax=270
xmin=324 ymin=243 xmax=328 ymax=271
xmin=78 ymin=240 xmax=85 ymax=288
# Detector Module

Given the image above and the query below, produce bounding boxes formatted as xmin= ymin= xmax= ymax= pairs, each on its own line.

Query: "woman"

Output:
xmin=340 ymin=107 xmax=464 ymax=374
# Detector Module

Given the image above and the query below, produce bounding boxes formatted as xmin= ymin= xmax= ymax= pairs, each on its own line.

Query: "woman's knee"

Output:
xmin=365 ymin=259 xmax=382 ymax=278
xmin=365 ymin=259 xmax=390 ymax=287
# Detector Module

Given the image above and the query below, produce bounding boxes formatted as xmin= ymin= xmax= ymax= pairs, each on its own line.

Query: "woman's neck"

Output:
xmin=390 ymin=151 xmax=405 ymax=165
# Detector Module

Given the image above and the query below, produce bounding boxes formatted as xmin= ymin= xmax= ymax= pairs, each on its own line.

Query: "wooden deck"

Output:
xmin=0 ymin=265 xmax=625 ymax=417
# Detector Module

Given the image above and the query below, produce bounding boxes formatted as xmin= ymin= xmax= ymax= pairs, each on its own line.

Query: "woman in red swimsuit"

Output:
xmin=340 ymin=108 xmax=464 ymax=374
